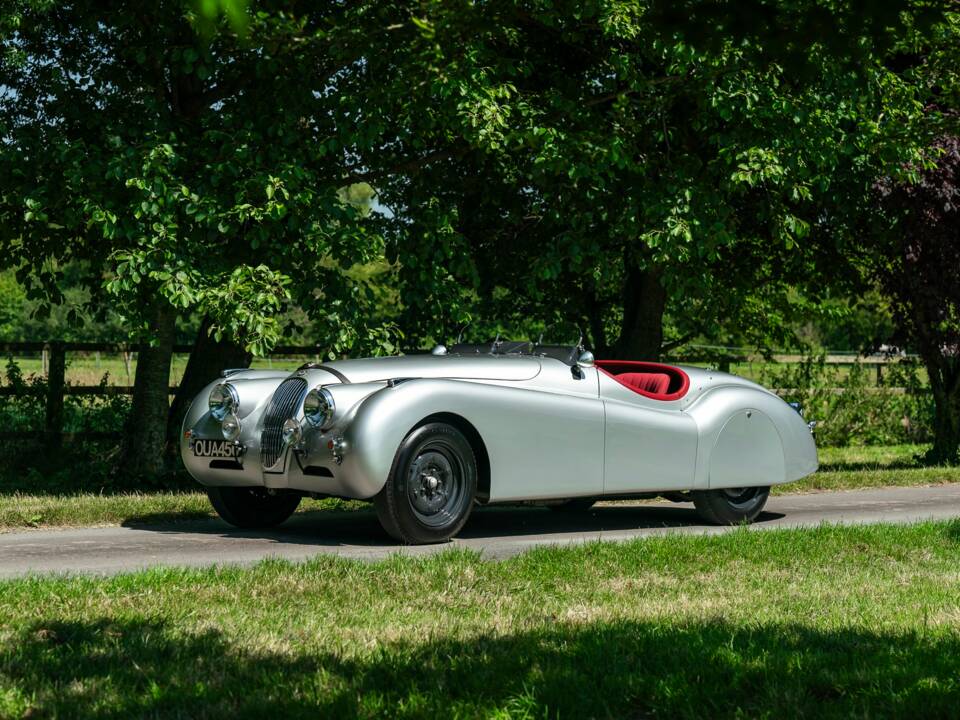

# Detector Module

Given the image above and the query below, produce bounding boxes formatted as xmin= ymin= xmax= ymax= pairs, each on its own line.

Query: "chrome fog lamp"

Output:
xmin=303 ymin=387 xmax=335 ymax=428
xmin=208 ymin=383 xmax=239 ymax=421
xmin=221 ymin=413 xmax=242 ymax=441
xmin=281 ymin=417 xmax=303 ymax=446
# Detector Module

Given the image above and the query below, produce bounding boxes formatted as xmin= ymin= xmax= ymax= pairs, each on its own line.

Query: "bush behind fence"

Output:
xmin=761 ymin=354 xmax=933 ymax=447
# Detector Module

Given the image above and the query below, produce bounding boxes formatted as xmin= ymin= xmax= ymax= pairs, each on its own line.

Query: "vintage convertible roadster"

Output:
xmin=181 ymin=342 xmax=818 ymax=543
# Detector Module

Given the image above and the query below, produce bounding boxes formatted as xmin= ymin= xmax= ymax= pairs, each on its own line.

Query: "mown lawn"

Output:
xmin=0 ymin=493 xmax=364 ymax=532
xmin=775 ymin=442 xmax=960 ymax=493
xmin=1 ymin=444 xmax=958 ymax=532
xmin=1 ymin=521 xmax=959 ymax=718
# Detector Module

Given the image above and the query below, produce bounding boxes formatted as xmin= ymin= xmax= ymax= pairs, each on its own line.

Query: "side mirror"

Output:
xmin=576 ymin=350 xmax=595 ymax=368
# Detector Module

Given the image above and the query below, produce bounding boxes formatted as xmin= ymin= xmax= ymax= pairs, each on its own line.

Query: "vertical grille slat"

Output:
xmin=260 ymin=377 xmax=308 ymax=468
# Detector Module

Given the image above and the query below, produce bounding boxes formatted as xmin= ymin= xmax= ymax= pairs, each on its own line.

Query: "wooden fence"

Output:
xmin=0 ymin=340 xmax=918 ymax=446
xmin=0 ymin=341 xmax=329 ymax=446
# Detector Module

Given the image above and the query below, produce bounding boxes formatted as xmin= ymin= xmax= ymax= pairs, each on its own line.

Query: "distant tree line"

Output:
xmin=1 ymin=0 xmax=958 ymax=476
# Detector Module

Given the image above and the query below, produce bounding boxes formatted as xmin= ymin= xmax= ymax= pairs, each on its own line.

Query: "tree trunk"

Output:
xmin=118 ymin=298 xmax=177 ymax=481
xmin=923 ymin=352 xmax=960 ymax=464
xmin=166 ymin=317 xmax=252 ymax=467
xmin=613 ymin=259 xmax=666 ymax=361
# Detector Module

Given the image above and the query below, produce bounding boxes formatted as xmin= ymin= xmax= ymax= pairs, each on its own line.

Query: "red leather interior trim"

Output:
xmin=595 ymin=360 xmax=690 ymax=401
xmin=618 ymin=372 xmax=671 ymax=396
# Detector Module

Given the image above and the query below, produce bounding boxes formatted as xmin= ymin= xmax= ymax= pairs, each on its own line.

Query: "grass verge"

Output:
xmin=1 ymin=521 xmax=959 ymax=718
xmin=0 ymin=493 xmax=365 ymax=532
xmin=780 ymin=443 xmax=960 ymax=494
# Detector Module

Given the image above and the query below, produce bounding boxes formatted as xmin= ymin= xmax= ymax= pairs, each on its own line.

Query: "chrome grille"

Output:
xmin=260 ymin=377 xmax=308 ymax=469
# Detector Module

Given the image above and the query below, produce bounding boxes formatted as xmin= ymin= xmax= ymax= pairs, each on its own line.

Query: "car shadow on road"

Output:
xmin=120 ymin=503 xmax=786 ymax=549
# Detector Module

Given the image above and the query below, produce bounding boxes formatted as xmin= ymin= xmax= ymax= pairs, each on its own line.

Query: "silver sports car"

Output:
xmin=181 ymin=341 xmax=818 ymax=543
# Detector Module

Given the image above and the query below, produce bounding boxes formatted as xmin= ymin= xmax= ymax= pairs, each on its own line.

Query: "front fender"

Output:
xmin=332 ymin=377 xmax=604 ymax=501
xmin=334 ymin=379 xmax=477 ymax=499
xmin=180 ymin=371 xmax=290 ymax=486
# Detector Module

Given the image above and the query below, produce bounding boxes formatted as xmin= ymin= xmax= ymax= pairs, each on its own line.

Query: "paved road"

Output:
xmin=2 ymin=485 xmax=959 ymax=579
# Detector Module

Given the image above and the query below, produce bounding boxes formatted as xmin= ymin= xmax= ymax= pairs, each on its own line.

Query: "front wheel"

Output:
xmin=207 ymin=487 xmax=301 ymax=529
xmin=692 ymin=487 xmax=770 ymax=525
xmin=374 ymin=422 xmax=477 ymax=544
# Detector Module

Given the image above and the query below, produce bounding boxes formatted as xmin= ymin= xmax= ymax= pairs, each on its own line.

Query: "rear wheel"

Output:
xmin=375 ymin=422 xmax=477 ymax=544
xmin=207 ymin=487 xmax=301 ymax=529
xmin=692 ymin=487 xmax=769 ymax=525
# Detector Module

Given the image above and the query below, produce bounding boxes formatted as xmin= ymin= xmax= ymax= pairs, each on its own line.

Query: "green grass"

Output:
xmin=1 ymin=521 xmax=959 ymax=718
xmin=1 ymin=444 xmax=957 ymax=532
xmin=780 ymin=443 xmax=960 ymax=494
xmin=0 ymin=493 xmax=365 ymax=533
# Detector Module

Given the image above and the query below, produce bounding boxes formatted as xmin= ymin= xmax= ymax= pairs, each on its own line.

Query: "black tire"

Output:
xmin=207 ymin=486 xmax=301 ymax=529
xmin=374 ymin=422 xmax=477 ymax=544
xmin=548 ymin=498 xmax=596 ymax=512
xmin=692 ymin=486 xmax=770 ymax=525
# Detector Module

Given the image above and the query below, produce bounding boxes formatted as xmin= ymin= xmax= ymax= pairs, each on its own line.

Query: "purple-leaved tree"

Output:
xmin=876 ymin=136 xmax=960 ymax=463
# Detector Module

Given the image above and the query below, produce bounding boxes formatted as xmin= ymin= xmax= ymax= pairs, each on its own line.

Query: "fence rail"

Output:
xmin=0 ymin=340 xmax=920 ymax=445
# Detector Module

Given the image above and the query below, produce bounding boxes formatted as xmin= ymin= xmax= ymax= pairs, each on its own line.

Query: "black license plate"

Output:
xmin=192 ymin=439 xmax=241 ymax=458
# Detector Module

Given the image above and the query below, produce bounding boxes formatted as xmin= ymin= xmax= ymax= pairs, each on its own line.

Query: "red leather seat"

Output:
xmin=596 ymin=360 xmax=689 ymax=400
xmin=617 ymin=372 xmax=671 ymax=396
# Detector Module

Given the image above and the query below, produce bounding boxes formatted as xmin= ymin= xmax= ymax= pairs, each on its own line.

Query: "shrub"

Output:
xmin=761 ymin=354 xmax=933 ymax=447
xmin=0 ymin=358 xmax=190 ymax=492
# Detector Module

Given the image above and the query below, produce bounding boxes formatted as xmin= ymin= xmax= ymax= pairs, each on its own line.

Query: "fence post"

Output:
xmin=876 ymin=363 xmax=883 ymax=386
xmin=718 ymin=356 xmax=731 ymax=373
xmin=45 ymin=341 xmax=66 ymax=449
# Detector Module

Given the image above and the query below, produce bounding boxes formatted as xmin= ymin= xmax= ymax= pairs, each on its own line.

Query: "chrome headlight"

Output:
xmin=208 ymin=383 xmax=239 ymax=421
xmin=221 ymin=413 xmax=241 ymax=441
xmin=303 ymin=387 xmax=335 ymax=428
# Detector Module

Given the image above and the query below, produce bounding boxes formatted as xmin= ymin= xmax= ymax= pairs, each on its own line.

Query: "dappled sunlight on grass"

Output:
xmin=1 ymin=522 xmax=959 ymax=718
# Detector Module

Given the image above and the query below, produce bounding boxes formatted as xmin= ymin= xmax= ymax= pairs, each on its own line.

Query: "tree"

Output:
xmin=351 ymin=1 xmax=955 ymax=358
xmin=0 ymin=2 xmax=395 ymax=478
xmin=874 ymin=136 xmax=960 ymax=463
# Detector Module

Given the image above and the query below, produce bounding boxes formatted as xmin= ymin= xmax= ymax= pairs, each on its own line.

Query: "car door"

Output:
xmin=472 ymin=362 xmax=605 ymax=502
xmin=599 ymin=372 xmax=699 ymax=494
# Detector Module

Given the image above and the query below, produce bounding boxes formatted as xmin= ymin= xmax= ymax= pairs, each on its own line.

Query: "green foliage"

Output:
xmin=0 ymin=266 xmax=137 ymax=343
xmin=793 ymin=291 xmax=897 ymax=353
xmin=355 ymin=1 xmax=957 ymax=354
xmin=1 ymin=357 xmax=131 ymax=433
xmin=0 ymin=271 xmax=25 ymax=338
xmin=0 ymin=357 xmax=159 ymax=490
xmin=0 ymin=1 xmax=399 ymax=356
xmin=762 ymin=355 xmax=934 ymax=447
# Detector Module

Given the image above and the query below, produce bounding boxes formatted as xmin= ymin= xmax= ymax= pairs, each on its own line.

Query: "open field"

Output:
xmin=0 ymin=444 xmax=956 ymax=532
xmin=2 ymin=354 xmax=315 ymax=387
xmin=1 ymin=521 xmax=959 ymax=718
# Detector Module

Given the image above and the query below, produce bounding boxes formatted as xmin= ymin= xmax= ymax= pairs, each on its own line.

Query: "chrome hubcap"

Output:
xmin=406 ymin=444 xmax=468 ymax=527
xmin=408 ymin=451 xmax=454 ymax=516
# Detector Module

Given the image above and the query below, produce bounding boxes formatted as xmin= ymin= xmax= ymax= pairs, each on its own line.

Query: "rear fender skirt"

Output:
xmin=685 ymin=387 xmax=818 ymax=489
